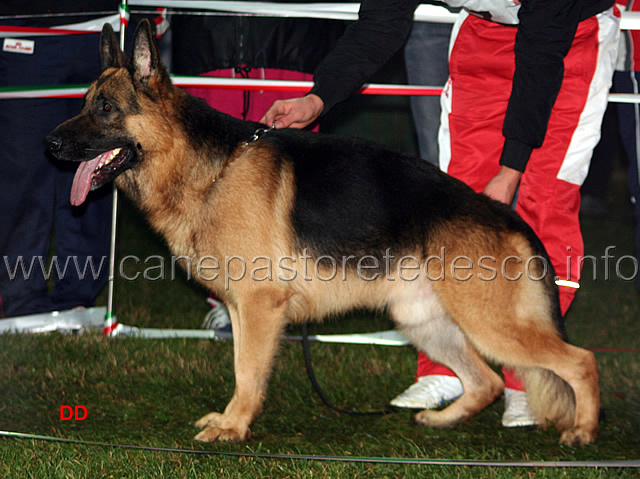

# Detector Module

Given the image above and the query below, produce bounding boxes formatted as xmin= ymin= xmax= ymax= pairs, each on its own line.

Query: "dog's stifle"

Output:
xmin=46 ymin=19 xmax=600 ymax=446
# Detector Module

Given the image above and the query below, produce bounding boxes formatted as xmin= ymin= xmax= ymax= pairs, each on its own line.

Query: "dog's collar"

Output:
xmin=212 ymin=125 xmax=276 ymax=184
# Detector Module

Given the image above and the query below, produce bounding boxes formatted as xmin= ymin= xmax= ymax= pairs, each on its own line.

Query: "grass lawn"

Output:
xmin=1 ymin=161 xmax=639 ymax=477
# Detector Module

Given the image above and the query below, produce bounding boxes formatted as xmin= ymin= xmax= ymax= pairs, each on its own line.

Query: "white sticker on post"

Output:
xmin=3 ymin=38 xmax=35 ymax=54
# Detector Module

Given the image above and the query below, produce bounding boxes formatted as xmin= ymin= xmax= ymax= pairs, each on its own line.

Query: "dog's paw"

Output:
xmin=413 ymin=409 xmax=462 ymax=429
xmin=195 ymin=412 xmax=224 ymax=430
xmin=559 ymin=426 xmax=598 ymax=446
xmin=194 ymin=425 xmax=251 ymax=442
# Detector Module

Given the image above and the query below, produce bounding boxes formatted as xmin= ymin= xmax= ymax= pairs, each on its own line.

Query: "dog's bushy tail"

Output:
xmin=508 ymin=225 xmax=577 ymax=432
xmin=517 ymin=366 xmax=575 ymax=431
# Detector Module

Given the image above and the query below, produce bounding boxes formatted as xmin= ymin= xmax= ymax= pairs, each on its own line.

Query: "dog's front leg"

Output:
xmin=194 ymin=288 xmax=289 ymax=442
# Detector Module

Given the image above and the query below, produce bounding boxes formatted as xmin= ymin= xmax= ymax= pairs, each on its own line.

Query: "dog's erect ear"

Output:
xmin=130 ymin=19 xmax=161 ymax=86
xmin=100 ymin=23 xmax=125 ymax=70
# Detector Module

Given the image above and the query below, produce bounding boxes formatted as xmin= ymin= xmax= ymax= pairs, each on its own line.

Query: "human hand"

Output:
xmin=483 ymin=166 xmax=522 ymax=205
xmin=260 ymin=94 xmax=324 ymax=129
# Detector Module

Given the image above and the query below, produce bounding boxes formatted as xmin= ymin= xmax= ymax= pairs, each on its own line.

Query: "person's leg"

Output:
xmin=404 ymin=21 xmax=452 ymax=165
xmin=0 ymin=27 xmax=112 ymax=317
xmin=411 ymin=10 xmax=617 ymax=426
xmin=419 ymin=10 xmax=515 ymax=381
xmin=508 ymin=10 xmax=618 ymax=424
xmin=0 ymin=97 xmax=56 ymax=316
xmin=580 ymin=103 xmax=621 ymax=216
xmin=439 ymin=14 xmax=528 ymax=418
xmin=0 ymin=24 xmax=67 ymax=316
xmin=390 ymin=20 xmax=463 ymax=409
xmin=393 ymin=12 xmax=508 ymax=409
xmin=49 ymin=32 xmax=111 ymax=310
xmin=614 ymin=70 xmax=640 ymax=291
xmin=516 ymin=9 xmax=619 ymax=309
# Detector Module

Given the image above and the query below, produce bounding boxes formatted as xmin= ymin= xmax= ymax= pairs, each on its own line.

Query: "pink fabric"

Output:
xmin=183 ymin=68 xmax=318 ymax=131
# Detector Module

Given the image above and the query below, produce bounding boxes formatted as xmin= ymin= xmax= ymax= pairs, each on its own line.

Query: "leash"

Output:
xmin=245 ymin=124 xmax=275 ymax=145
xmin=301 ymin=323 xmax=392 ymax=417
xmin=211 ymin=125 xmax=277 ymax=184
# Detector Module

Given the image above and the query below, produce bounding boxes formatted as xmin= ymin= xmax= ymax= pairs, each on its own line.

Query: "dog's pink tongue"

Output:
xmin=70 ymin=156 xmax=102 ymax=206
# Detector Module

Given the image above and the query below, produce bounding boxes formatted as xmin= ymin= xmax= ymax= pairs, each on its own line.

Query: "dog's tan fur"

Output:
xmin=46 ymin=20 xmax=600 ymax=446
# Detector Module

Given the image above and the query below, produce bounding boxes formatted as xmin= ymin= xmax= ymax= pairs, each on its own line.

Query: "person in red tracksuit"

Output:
xmin=261 ymin=0 xmax=619 ymax=426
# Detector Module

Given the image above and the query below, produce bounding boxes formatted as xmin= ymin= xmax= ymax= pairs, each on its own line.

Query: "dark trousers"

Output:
xmin=403 ymin=21 xmax=452 ymax=166
xmin=0 ymin=25 xmax=112 ymax=316
xmin=614 ymin=70 xmax=640 ymax=289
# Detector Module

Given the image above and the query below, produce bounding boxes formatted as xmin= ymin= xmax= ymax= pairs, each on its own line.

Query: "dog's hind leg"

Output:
xmin=436 ymin=276 xmax=599 ymax=445
xmin=391 ymin=286 xmax=504 ymax=428
xmin=522 ymin=341 xmax=598 ymax=446
xmin=462 ymin=319 xmax=598 ymax=445
xmin=194 ymin=287 xmax=290 ymax=442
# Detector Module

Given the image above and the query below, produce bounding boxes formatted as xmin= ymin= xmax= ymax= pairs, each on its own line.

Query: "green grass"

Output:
xmin=1 ymin=167 xmax=639 ymax=477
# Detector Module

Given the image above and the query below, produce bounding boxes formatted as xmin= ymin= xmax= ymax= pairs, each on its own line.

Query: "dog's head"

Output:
xmin=45 ymin=19 xmax=171 ymax=206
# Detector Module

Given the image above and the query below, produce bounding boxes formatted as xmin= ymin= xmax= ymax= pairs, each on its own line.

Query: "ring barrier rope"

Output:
xmin=1 ymin=307 xmax=638 ymax=353
xmin=0 ymin=430 xmax=638 ymax=468
xmin=0 ymin=80 xmax=639 ymax=104
xmin=0 ymin=4 xmax=639 ymax=102
xmin=0 ymin=80 xmax=443 ymax=99
xmin=0 ymin=14 xmax=121 ymax=37
xmin=128 ymin=1 xmax=459 ymax=23
xmin=1 ymin=4 xmax=640 ymax=30
xmin=127 ymin=1 xmax=640 ymax=30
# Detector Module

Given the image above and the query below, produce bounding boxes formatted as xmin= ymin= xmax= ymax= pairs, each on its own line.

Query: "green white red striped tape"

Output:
xmin=0 ymin=79 xmax=443 ymax=99
xmin=1 ymin=79 xmax=639 ymax=104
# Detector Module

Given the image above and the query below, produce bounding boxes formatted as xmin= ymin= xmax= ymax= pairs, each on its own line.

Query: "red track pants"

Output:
xmin=417 ymin=9 xmax=620 ymax=389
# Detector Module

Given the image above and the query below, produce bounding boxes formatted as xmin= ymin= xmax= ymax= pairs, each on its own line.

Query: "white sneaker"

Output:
xmin=501 ymin=388 xmax=538 ymax=427
xmin=390 ymin=375 xmax=464 ymax=409
xmin=202 ymin=297 xmax=232 ymax=339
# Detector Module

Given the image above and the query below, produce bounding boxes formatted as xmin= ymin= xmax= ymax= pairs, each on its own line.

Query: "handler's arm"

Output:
xmin=261 ymin=0 xmax=420 ymax=128
xmin=498 ymin=0 xmax=583 ymax=173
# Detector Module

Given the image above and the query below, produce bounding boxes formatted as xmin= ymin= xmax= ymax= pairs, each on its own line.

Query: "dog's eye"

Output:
xmin=103 ymin=102 xmax=114 ymax=112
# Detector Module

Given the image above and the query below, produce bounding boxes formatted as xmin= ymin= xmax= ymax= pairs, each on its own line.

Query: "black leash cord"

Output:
xmin=300 ymin=323 xmax=391 ymax=417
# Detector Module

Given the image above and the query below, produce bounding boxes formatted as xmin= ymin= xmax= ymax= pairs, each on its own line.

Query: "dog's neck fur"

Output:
xmin=115 ymin=87 xmax=259 ymax=260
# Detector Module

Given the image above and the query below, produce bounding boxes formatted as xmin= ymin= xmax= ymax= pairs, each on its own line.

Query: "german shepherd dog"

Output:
xmin=46 ymin=20 xmax=599 ymax=446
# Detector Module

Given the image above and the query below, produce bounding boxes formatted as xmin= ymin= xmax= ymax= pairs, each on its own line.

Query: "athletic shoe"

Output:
xmin=202 ymin=297 xmax=232 ymax=339
xmin=390 ymin=375 xmax=464 ymax=409
xmin=501 ymin=388 xmax=538 ymax=427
